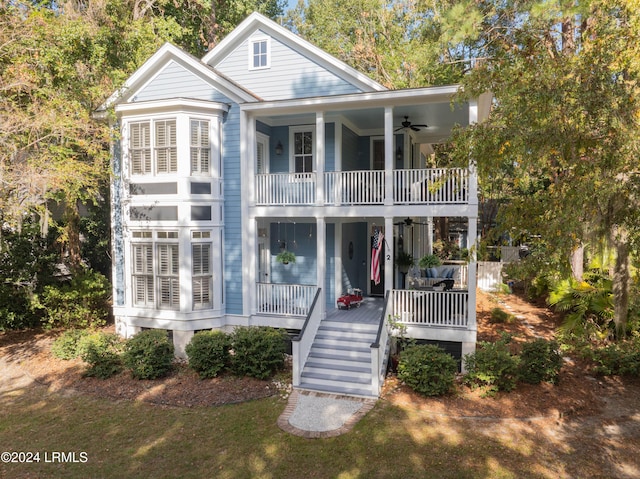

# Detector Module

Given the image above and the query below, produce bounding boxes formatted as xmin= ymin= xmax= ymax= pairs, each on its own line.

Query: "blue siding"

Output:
xmin=325 ymin=223 xmax=335 ymax=307
xmin=214 ymin=30 xmax=365 ymax=100
xmin=269 ymin=223 xmax=316 ymax=285
xmin=324 ymin=123 xmax=335 ymax=172
xmin=270 ymin=126 xmax=289 ymax=172
xmin=133 ymin=61 xmax=231 ymax=103
xmin=342 ymin=125 xmax=360 ymax=171
xmin=112 ymin=133 xmax=125 ymax=306
xmin=222 ymin=104 xmax=243 ymax=315
xmin=341 ymin=223 xmax=368 ymax=294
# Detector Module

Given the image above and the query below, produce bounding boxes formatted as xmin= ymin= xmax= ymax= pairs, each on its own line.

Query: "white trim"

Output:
xmin=288 ymin=125 xmax=316 ymax=173
xmin=115 ymin=98 xmax=230 ymax=116
xmin=98 ymin=43 xmax=257 ymax=113
xmin=203 ymin=12 xmax=386 ymax=93
xmin=248 ymin=34 xmax=271 ymax=71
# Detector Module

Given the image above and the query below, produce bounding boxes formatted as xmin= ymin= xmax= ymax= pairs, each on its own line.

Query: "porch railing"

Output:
xmin=256 ymin=283 xmax=317 ymax=316
xmin=393 ymin=168 xmax=468 ymax=204
xmin=291 ymin=288 xmax=322 ymax=388
xmin=393 ymin=289 xmax=469 ymax=327
xmin=324 ymin=170 xmax=385 ymax=205
xmin=255 ymin=172 xmax=316 ymax=205
xmin=370 ymin=291 xmax=392 ymax=396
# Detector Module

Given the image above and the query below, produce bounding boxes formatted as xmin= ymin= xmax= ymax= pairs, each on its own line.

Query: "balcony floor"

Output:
xmin=326 ymin=297 xmax=384 ymax=324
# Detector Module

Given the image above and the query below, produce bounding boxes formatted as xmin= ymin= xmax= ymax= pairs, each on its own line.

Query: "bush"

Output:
xmin=230 ymin=327 xmax=287 ymax=379
xmin=40 ymin=270 xmax=111 ymax=329
xmin=397 ymin=344 xmax=458 ymax=396
xmin=591 ymin=337 xmax=640 ymax=376
xmin=123 ymin=330 xmax=174 ymax=379
xmin=464 ymin=335 xmax=519 ymax=395
xmin=518 ymin=339 xmax=563 ymax=384
xmin=51 ymin=329 xmax=90 ymax=360
xmin=80 ymin=332 xmax=124 ymax=379
xmin=186 ymin=330 xmax=231 ymax=379
xmin=489 ymin=307 xmax=515 ymax=324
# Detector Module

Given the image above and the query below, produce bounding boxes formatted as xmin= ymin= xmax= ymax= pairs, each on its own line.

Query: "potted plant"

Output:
xmin=276 ymin=250 xmax=296 ymax=265
xmin=418 ymin=254 xmax=441 ymax=269
xmin=395 ymin=251 xmax=414 ymax=273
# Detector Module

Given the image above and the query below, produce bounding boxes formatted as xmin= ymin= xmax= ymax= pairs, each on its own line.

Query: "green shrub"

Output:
xmin=464 ymin=335 xmax=519 ymax=395
xmin=40 ymin=270 xmax=111 ymax=329
xmin=186 ymin=330 xmax=231 ymax=379
xmin=591 ymin=337 xmax=640 ymax=376
xmin=80 ymin=333 xmax=124 ymax=379
xmin=230 ymin=327 xmax=287 ymax=379
xmin=123 ymin=330 xmax=174 ymax=379
xmin=518 ymin=339 xmax=563 ymax=384
xmin=51 ymin=329 xmax=91 ymax=359
xmin=489 ymin=307 xmax=515 ymax=324
xmin=397 ymin=344 xmax=458 ymax=396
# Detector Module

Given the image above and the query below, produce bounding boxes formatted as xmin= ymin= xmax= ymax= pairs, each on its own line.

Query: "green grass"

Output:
xmin=0 ymin=381 xmax=624 ymax=478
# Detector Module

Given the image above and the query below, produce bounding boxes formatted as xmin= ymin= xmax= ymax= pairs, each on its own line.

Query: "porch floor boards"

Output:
xmin=325 ymin=297 xmax=384 ymax=325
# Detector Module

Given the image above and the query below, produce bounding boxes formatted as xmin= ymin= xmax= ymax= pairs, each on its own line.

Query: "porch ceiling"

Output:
xmin=245 ymin=86 xmax=472 ymax=144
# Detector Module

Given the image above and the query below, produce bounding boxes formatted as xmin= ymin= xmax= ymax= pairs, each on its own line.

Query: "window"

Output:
xmin=132 ymin=244 xmax=154 ymax=306
xmin=131 ymin=234 xmax=180 ymax=310
xmin=128 ymin=119 xmax=176 ymax=175
xmin=251 ymin=38 xmax=269 ymax=69
xmin=292 ymin=129 xmax=314 ymax=173
xmin=130 ymin=122 xmax=151 ymax=175
xmin=155 ymin=119 xmax=177 ymax=174
xmin=192 ymin=243 xmax=212 ymax=309
xmin=157 ymin=243 xmax=180 ymax=309
xmin=190 ymin=119 xmax=210 ymax=175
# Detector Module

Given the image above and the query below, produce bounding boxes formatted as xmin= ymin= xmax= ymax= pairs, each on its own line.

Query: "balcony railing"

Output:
xmin=393 ymin=289 xmax=469 ymax=327
xmin=325 ymin=170 xmax=385 ymax=205
xmin=394 ymin=168 xmax=468 ymax=204
xmin=255 ymin=168 xmax=469 ymax=206
xmin=256 ymin=283 xmax=317 ymax=316
xmin=256 ymin=173 xmax=316 ymax=205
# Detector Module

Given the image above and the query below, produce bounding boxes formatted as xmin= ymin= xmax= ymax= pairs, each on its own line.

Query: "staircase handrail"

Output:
xmin=291 ymin=288 xmax=322 ymax=387
xmin=370 ymin=290 xmax=392 ymax=396
xmin=371 ymin=290 xmax=391 ymax=348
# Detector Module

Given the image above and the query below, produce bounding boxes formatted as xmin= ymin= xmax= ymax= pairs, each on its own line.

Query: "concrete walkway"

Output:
xmin=277 ymin=390 xmax=377 ymax=438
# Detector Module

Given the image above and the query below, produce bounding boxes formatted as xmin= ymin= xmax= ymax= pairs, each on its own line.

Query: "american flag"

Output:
xmin=371 ymin=229 xmax=384 ymax=285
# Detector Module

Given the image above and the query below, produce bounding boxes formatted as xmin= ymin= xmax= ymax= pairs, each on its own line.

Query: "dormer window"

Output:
xmin=249 ymin=36 xmax=270 ymax=70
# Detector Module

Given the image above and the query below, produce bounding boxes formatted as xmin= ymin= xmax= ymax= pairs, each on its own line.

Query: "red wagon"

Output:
xmin=337 ymin=288 xmax=363 ymax=309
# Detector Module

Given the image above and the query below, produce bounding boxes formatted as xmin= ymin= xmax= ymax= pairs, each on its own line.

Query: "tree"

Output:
xmin=287 ymin=0 xmax=468 ymax=88
xmin=449 ymin=0 xmax=640 ymax=337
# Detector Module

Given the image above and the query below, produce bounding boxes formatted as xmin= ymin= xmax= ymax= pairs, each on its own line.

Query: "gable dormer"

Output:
xmin=203 ymin=13 xmax=387 ymax=101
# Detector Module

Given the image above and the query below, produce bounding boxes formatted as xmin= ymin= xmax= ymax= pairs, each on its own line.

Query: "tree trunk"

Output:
xmin=570 ymin=243 xmax=584 ymax=281
xmin=611 ymin=227 xmax=630 ymax=339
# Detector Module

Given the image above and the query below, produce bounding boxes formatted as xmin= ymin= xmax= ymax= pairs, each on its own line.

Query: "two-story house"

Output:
xmin=98 ymin=12 xmax=491 ymax=398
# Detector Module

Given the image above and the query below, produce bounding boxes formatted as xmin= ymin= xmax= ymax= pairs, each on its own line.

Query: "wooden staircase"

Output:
xmin=297 ymin=319 xmax=383 ymax=398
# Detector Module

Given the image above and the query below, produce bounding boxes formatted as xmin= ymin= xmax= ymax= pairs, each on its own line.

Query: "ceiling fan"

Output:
xmin=394 ymin=217 xmax=430 ymax=227
xmin=395 ymin=116 xmax=429 ymax=132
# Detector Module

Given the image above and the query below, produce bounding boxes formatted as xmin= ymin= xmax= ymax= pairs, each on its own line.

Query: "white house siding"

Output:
xmin=214 ymin=30 xmax=364 ymax=100
xmin=133 ymin=61 xmax=232 ymax=103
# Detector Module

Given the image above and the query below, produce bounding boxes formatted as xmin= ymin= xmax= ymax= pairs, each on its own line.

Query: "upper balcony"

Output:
xmin=255 ymin=167 xmax=471 ymax=207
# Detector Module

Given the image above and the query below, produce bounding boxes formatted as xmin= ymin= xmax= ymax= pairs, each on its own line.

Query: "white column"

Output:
xmin=316 ymin=216 xmax=326 ymax=319
xmin=384 ymin=216 xmax=394 ymax=294
xmin=384 ymin=107 xmax=394 ymax=205
xmin=467 ymin=216 xmax=478 ymax=330
xmin=316 ymin=111 xmax=325 ymax=206
xmin=240 ymin=111 xmax=256 ymax=319
xmin=427 ymin=217 xmax=434 ymax=255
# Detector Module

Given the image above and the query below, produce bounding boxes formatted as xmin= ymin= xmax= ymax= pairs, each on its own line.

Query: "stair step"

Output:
xmin=301 ymin=370 xmax=370 ymax=385
xmin=308 ymin=349 xmax=369 ymax=363
xmin=320 ymin=321 xmax=379 ymax=333
xmin=312 ymin=342 xmax=370 ymax=354
xmin=298 ymin=382 xmax=375 ymax=398
xmin=314 ymin=337 xmax=373 ymax=349
xmin=315 ymin=331 xmax=376 ymax=342
xmin=305 ymin=361 xmax=371 ymax=374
